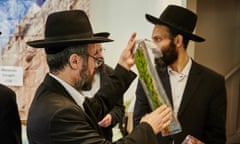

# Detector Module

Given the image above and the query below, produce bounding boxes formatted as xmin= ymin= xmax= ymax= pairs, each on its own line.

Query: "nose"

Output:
xmin=96 ymin=58 xmax=104 ymax=68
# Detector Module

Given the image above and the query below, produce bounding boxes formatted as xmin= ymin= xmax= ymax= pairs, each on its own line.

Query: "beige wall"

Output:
xmin=192 ymin=0 xmax=240 ymax=143
xmin=194 ymin=0 xmax=240 ymax=76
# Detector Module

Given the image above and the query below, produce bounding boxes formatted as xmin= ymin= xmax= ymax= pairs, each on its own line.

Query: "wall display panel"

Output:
xmin=0 ymin=0 xmax=90 ymax=120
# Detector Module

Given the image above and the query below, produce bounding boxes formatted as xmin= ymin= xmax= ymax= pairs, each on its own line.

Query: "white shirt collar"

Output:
xmin=49 ymin=73 xmax=85 ymax=111
xmin=167 ymin=58 xmax=192 ymax=80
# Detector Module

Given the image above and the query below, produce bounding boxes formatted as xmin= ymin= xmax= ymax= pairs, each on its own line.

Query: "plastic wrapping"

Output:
xmin=182 ymin=135 xmax=205 ymax=144
xmin=134 ymin=39 xmax=182 ymax=136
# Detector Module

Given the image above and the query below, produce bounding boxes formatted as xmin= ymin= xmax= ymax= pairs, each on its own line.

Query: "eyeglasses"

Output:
xmin=88 ymin=54 xmax=104 ymax=67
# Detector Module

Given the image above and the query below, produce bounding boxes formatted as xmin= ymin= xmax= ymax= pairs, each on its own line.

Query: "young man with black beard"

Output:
xmin=133 ymin=5 xmax=227 ymax=144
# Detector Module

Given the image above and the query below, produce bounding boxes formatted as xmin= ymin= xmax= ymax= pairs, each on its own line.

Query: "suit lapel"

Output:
xmin=83 ymin=100 xmax=104 ymax=135
xmin=178 ymin=61 xmax=202 ymax=117
xmin=156 ymin=66 xmax=174 ymax=107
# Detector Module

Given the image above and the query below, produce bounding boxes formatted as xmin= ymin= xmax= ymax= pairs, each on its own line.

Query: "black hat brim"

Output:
xmin=93 ymin=32 xmax=110 ymax=38
xmin=146 ymin=14 xmax=205 ymax=42
xmin=27 ymin=37 xmax=113 ymax=48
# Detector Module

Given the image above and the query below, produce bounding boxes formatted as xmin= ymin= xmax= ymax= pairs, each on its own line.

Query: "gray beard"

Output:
xmin=78 ymin=69 xmax=94 ymax=91
xmin=79 ymin=78 xmax=92 ymax=91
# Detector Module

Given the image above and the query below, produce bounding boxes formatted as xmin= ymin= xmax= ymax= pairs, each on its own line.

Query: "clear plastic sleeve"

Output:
xmin=134 ymin=39 xmax=182 ymax=136
xmin=182 ymin=135 xmax=205 ymax=144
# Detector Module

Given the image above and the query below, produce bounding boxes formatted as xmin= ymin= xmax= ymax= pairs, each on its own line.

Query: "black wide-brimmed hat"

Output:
xmin=146 ymin=5 xmax=205 ymax=42
xmin=93 ymin=32 xmax=110 ymax=38
xmin=27 ymin=10 xmax=113 ymax=53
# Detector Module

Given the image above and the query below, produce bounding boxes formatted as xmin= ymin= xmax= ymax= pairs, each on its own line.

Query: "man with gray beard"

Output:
xmin=26 ymin=10 xmax=172 ymax=144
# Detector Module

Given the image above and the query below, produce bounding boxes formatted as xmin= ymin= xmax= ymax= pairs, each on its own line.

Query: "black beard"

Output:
xmin=154 ymin=57 xmax=166 ymax=68
xmin=155 ymin=40 xmax=178 ymax=66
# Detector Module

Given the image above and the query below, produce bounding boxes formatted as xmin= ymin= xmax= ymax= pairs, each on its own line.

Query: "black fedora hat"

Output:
xmin=146 ymin=5 xmax=205 ymax=42
xmin=27 ymin=10 xmax=113 ymax=51
xmin=93 ymin=32 xmax=110 ymax=38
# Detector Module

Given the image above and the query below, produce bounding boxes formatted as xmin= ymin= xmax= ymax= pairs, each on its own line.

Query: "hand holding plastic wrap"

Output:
xmin=182 ymin=135 xmax=205 ymax=144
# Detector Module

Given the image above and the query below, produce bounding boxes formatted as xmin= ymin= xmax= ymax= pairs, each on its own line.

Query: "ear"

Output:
xmin=174 ymin=34 xmax=183 ymax=47
xmin=69 ymin=54 xmax=81 ymax=70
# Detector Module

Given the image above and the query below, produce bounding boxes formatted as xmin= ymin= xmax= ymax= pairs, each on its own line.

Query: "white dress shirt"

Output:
xmin=168 ymin=58 xmax=192 ymax=116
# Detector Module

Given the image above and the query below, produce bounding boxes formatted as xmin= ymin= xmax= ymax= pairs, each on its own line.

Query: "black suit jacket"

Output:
xmin=0 ymin=84 xmax=22 ymax=144
xmin=27 ymin=65 xmax=160 ymax=144
xmin=98 ymin=64 xmax=125 ymax=141
xmin=133 ymin=60 xmax=227 ymax=144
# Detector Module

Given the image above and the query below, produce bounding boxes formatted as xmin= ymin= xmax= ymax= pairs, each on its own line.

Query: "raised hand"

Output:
xmin=118 ymin=32 xmax=137 ymax=70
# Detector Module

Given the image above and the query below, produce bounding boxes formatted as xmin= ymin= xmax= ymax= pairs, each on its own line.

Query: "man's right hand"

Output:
xmin=140 ymin=105 xmax=172 ymax=134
